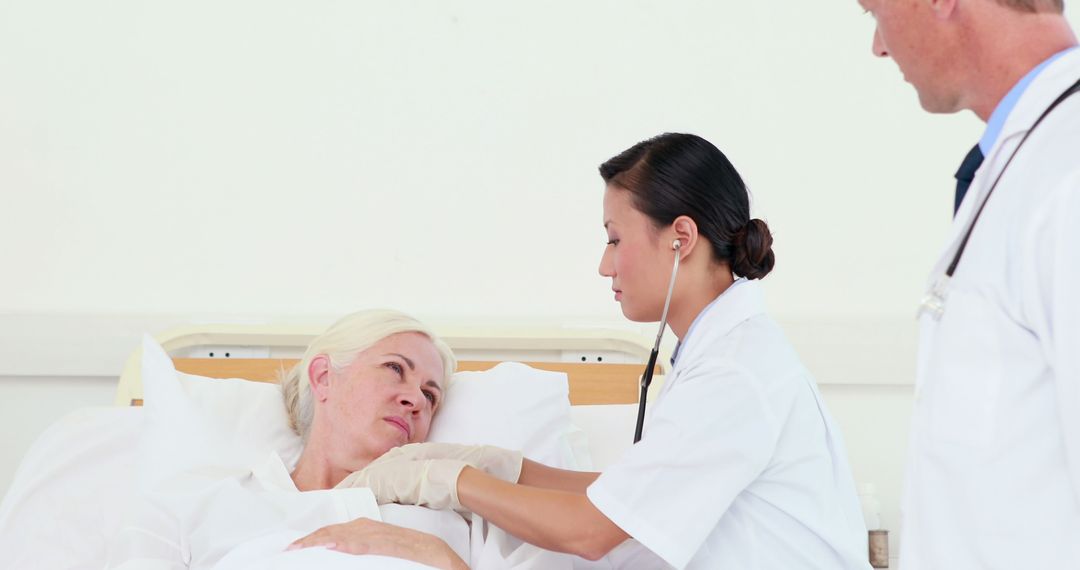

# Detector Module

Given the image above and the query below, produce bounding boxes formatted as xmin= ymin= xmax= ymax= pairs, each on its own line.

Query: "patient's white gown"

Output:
xmin=107 ymin=451 xmax=510 ymax=569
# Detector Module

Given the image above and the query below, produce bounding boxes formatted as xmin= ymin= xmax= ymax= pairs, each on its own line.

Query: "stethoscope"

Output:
xmin=633 ymin=239 xmax=681 ymax=443
xmin=918 ymin=77 xmax=1080 ymax=321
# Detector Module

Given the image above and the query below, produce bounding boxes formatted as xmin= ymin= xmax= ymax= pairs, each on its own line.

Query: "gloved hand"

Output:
xmin=337 ymin=454 xmax=471 ymax=512
xmin=381 ymin=442 xmax=524 ymax=484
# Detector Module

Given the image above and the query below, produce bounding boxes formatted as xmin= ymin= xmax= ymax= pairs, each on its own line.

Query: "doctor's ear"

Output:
xmin=927 ymin=0 xmax=957 ymax=19
xmin=307 ymin=354 xmax=332 ymax=402
xmin=670 ymin=216 xmax=698 ymax=258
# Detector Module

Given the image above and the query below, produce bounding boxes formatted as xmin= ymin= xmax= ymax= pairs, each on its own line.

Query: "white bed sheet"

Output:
xmin=0 ymin=406 xmax=140 ymax=570
xmin=0 ymin=407 xmax=469 ymax=570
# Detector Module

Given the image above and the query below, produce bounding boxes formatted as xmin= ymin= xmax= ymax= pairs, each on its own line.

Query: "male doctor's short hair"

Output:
xmin=280 ymin=309 xmax=456 ymax=440
xmin=599 ymin=132 xmax=776 ymax=280
xmin=998 ymin=0 xmax=1063 ymax=12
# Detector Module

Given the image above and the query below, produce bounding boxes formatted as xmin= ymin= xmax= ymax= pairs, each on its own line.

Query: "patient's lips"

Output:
xmin=384 ymin=416 xmax=411 ymax=439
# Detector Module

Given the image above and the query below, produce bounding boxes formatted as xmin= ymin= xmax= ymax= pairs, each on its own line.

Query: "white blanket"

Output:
xmin=215 ymin=531 xmax=437 ymax=570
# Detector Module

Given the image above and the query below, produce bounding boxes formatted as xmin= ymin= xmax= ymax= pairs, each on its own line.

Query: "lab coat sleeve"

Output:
xmin=586 ymin=361 xmax=780 ymax=570
xmin=1024 ymin=169 xmax=1080 ymax=511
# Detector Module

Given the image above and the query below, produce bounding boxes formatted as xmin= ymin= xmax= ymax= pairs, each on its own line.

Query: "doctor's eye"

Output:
xmin=606 ymin=239 xmax=619 ymax=246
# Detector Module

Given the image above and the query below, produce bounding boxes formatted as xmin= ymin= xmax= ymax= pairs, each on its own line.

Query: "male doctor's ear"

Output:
xmin=929 ymin=0 xmax=957 ymax=18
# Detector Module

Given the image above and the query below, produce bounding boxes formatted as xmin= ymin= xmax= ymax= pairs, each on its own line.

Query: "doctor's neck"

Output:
xmin=667 ymin=269 xmax=735 ymax=340
xmin=960 ymin=9 xmax=1076 ymax=121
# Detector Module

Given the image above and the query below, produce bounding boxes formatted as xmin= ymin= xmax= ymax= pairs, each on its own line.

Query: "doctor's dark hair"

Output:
xmin=599 ymin=132 xmax=775 ymax=280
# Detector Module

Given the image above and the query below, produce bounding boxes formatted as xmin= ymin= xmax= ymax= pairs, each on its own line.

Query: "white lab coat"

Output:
xmin=900 ymin=50 xmax=1080 ymax=569
xmin=586 ymin=279 xmax=870 ymax=570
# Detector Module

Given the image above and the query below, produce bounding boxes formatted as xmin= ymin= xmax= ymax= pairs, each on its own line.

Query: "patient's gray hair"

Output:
xmin=280 ymin=309 xmax=455 ymax=440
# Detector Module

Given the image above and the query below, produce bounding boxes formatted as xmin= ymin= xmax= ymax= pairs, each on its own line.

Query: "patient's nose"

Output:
xmin=399 ymin=386 xmax=422 ymax=411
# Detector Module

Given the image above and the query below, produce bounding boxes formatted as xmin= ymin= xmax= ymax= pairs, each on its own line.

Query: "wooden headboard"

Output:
xmin=166 ymin=358 xmax=646 ymax=406
xmin=117 ymin=324 xmax=667 ymax=407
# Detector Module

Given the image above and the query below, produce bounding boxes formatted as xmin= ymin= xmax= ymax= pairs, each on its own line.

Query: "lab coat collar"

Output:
xmin=671 ymin=278 xmax=766 ymax=370
xmin=989 ymin=47 xmax=1080 ymax=155
xmin=978 ymin=47 xmax=1078 ymax=154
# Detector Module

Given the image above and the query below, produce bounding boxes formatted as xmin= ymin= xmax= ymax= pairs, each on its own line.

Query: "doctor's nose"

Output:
xmin=872 ymin=28 xmax=889 ymax=58
xmin=598 ymin=248 xmax=615 ymax=277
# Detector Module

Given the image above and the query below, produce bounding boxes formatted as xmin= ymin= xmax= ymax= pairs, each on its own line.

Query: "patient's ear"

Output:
xmin=307 ymin=355 xmax=332 ymax=402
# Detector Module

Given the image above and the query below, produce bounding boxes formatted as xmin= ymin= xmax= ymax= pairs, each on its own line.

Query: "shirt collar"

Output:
xmin=251 ymin=451 xmax=299 ymax=492
xmin=979 ymin=46 xmax=1079 ymax=154
xmin=670 ymin=278 xmax=765 ymax=368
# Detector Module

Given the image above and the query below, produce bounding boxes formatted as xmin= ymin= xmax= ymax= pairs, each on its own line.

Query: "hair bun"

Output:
xmin=731 ymin=218 xmax=775 ymax=280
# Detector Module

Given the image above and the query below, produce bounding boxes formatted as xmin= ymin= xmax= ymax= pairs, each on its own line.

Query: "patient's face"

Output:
xmin=323 ymin=332 xmax=445 ymax=468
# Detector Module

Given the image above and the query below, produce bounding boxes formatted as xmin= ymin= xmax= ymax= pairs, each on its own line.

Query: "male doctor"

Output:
xmin=855 ymin=0 xmax=1080 ymax=568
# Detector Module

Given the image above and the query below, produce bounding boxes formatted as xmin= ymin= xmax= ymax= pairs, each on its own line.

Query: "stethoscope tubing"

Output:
xmin=633 ymin=242 xmax=681 ymax=443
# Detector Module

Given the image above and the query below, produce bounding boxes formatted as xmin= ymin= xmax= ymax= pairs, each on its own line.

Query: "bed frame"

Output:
xmin=115 ymin=324 xmax=667 ymax=407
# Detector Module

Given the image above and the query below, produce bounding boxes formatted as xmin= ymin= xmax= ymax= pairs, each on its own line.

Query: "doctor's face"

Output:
xmin=599 ymin=186 xmax=675 ymax=323
xmin=317 ymin=332 xmax=445 ymax=470
xmin=859 ymin=0 xmax=964 ymax=114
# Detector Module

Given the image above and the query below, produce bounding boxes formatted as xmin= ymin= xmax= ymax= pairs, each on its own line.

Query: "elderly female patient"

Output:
xmin=107 ymin=309 xmax=478 ymax=570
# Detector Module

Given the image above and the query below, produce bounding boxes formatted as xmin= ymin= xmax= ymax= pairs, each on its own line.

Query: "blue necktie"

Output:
xmin=954 ymin=144 xmax=984 ymax=215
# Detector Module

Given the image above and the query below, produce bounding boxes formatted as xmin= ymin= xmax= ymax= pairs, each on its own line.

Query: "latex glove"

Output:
xmin=383 ymin=442 xmax=523 ymax=484
xmin=337 ymin=454 xmax=470 ymax=512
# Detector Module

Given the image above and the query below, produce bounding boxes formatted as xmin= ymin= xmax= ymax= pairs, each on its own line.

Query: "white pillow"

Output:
xmin=428 ymin=362 xmax=579 ymax=469
xmin=137 ymin=336 xmax=303 ymax=490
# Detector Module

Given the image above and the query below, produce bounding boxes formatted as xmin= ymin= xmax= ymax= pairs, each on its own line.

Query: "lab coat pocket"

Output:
xmin=920 ymin=288 xmax=1003 ymax=450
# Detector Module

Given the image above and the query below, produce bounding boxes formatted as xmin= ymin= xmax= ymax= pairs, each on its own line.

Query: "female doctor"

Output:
xmin=304 ymin=133 xmax=871 ymax=569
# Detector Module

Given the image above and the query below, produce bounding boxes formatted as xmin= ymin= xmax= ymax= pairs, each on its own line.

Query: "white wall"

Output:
xmin=3 ymin=0 xmax=1077 ymax=564
xmin=0 ymin=0 xmax=989 ymax=320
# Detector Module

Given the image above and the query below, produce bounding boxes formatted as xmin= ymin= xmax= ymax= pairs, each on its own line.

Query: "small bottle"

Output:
xmin=868 ymin=530 xmax=889 ymax=568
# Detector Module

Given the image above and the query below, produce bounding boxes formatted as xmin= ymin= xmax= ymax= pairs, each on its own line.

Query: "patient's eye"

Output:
xmin=423 ymin=390 xmax=438 ymax=406
xmin=385 ymin=361 xmax=405 ymax=376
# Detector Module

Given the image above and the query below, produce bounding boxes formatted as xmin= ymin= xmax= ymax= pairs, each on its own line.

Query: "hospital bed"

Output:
xmin=0 ymin=322 xmax=667 ymax=569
